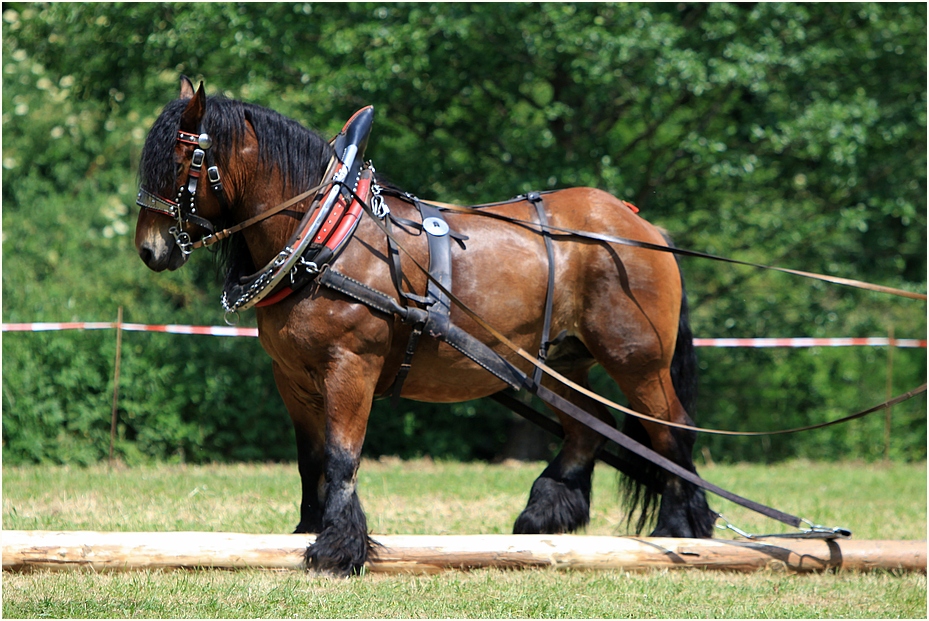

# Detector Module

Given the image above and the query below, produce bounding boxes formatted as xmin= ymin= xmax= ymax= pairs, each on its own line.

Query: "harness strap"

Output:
xmin=390 ymin=200 xmax=455 ymax=406
xmin=528 ymin=379 xmax=806 ymax=528
xmin=313 ymin=264 xmax=809 ymax=531
xmin=391 ymin=320 xmax=425 ymax=409
xmin=385 ymin=217 xmax=432 ymax=306
xmin=424 ymin=200 xmax=926 ymax=302
xmin=418 ymin=200 xmax=453 ymax=337
xmin=317 ymin=267 xmax=409 ymax=318
xmin=526 ymin=192 xmax=556 ymax=387
xmin=386 ymin=214 xmax=470 ymax=246
xmin=489 ymin=390 xmax=662 ymax=491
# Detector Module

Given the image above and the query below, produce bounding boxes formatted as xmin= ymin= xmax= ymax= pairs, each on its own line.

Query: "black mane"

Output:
xmin=138 ymin=94 xmax=334 ymax=285
xmin=139 ymin=94 xmax=333 ymax=197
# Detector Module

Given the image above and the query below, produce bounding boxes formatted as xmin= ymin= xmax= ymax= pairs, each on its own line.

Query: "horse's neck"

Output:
xmin=225 ymin=115 xmax=331 ymax=270
xmin=235 ymin=173 xmax=324 ymax=269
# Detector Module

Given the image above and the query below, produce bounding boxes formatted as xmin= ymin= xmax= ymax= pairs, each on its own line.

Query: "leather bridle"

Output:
xmin=136 ymin=128 xmax=225 ymax=255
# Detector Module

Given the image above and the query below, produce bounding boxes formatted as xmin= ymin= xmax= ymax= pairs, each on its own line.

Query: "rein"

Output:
xmin=424 ymin=194 xmax=927 ymax=302
xmin=347 ymin=185 xmax=927 ymax=437
xmin=189 ymin=181 xmax=331 ymax=252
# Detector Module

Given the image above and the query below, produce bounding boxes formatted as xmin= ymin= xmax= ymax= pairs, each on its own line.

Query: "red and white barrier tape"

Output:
xmin=1 ymin=322 xmax=924 ymax=348
xmin=693 ymin=337 xmax=926 ymax=348
xmin=1 ymin=322 xmax=258 ymax=338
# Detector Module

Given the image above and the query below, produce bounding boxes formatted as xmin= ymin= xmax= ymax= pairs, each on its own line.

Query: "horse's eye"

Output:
xmin=175 ymin=163 xmax=185 ymax=178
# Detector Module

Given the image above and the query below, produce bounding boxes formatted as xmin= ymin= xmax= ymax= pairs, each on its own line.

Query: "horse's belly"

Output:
xmin=392 ymin=339 xmax=526 ymax=403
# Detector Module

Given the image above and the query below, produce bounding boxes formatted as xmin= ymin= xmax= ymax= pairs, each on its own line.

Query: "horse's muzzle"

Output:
xmin=135 ymin=210 xmax=191 ymax=272
xmin=137 ymin=238 xmax=189 ymax=272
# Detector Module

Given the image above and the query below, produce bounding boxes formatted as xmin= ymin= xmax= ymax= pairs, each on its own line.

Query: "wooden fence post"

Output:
xmin=884 ymin=324 xmax=894 ymax=462
xmin=109 ymin=307 xmax=123 ymax=465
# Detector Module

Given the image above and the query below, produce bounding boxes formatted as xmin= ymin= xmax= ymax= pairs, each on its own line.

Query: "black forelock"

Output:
xmin=138 ymin=98 xmax=187 ymax=192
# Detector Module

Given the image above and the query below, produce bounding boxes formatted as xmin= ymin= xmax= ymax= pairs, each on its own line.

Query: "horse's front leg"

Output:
xmin=272 ymin=362 xmax=326 ymax=534
xmin=304 ymin=351 xmax=380 ymax=576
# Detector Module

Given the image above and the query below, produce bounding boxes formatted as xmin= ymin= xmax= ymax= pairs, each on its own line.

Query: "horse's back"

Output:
xmin=451 ymin=186 xmax=682 ymax=320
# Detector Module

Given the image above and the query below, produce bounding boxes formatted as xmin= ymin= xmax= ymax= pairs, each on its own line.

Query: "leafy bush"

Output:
xmin=2 ymin=3 xmax=924 ymax=465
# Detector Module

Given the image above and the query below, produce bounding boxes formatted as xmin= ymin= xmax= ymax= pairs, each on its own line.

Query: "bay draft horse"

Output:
xmin=134 ymin=78 xmax=716 ymax=575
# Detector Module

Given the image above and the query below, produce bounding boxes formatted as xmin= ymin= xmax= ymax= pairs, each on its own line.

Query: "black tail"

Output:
xmin=619 ymin=233 xmax=699 ymax=534
xmin=670 ymin=267 xmax=698 ymax=418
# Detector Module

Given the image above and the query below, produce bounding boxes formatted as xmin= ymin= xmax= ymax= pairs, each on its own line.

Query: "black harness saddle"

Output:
xmin=374 ymin=190 xmax=555 ymax=408
xmin=376 ymin=190 xmax=558 ymax=408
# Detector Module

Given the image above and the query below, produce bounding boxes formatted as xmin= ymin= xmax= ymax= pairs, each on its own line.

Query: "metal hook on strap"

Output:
xmin=715 ymin=513 xmax=852 ymax=540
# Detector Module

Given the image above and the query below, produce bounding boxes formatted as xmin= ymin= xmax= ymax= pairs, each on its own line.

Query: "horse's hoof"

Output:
xmin=304 ymin=530 xmax=372 ymax=577
xmin=513 ymin=476 xmax=590 ymax=534
xmin=305 ymin=546 xmax=365 ymax=577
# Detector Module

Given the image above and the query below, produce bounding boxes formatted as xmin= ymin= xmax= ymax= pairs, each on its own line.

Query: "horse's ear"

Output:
xmin=179 ymin=75 xmax=195 ymax=100
xmin=180 ymin=81 xmax=206 ymax=131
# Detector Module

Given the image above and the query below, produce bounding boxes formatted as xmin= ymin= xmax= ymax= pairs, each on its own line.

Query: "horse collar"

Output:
xmin=221 ymin=106 xmax=377 ymax=314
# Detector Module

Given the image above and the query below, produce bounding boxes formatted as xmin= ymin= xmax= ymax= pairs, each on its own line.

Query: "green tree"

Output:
xmin=3 ymin=3 xmax=924 ymax=465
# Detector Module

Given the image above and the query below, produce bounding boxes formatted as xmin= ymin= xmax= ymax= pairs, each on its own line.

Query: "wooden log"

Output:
xmin=3 ymin=531 xmax=925 ymax=574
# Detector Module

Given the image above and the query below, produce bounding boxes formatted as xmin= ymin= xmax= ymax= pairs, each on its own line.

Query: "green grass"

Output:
xmin=4 ymin=566 xmax=926 ymax=618
xmin=3 ymin=459 xmax=927 ymax=618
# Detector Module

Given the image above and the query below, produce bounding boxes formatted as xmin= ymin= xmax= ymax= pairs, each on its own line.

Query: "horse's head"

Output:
xmin=135 ymin=77 xmax=228 ymax=271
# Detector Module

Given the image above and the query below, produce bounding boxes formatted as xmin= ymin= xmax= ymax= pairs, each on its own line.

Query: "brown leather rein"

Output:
xmin=431 ymin=196 xmax=927 ymax=302
xmin=185 ymin=176 xmax=925 ymax=436
xmin=188 ymin=180 xmax=332 ymax=252
xmin=350 ymin=186 xmax=926 ymax=437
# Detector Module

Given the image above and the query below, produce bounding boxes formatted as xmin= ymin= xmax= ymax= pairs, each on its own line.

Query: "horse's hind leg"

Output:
xmin=513 ymin=371 xmax=614 ymax=534
xmin=613 ymin=367 xmax=715 ymax=538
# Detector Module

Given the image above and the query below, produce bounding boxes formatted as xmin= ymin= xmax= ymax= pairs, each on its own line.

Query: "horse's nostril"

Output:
xmin=139 ymin=246 xmax=153 ymax=265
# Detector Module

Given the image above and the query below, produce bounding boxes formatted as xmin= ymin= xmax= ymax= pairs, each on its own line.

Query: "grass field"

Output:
xmin=3 ymin=459 xmax=926 ymax=618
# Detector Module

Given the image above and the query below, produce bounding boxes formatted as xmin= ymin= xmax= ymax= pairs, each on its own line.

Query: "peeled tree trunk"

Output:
xmin=4 ymin=531 xmax=925 ymax=574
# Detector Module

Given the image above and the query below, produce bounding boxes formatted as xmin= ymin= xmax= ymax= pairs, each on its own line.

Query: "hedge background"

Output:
xmin=3 ymin=3 xmax=925 ymax=465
